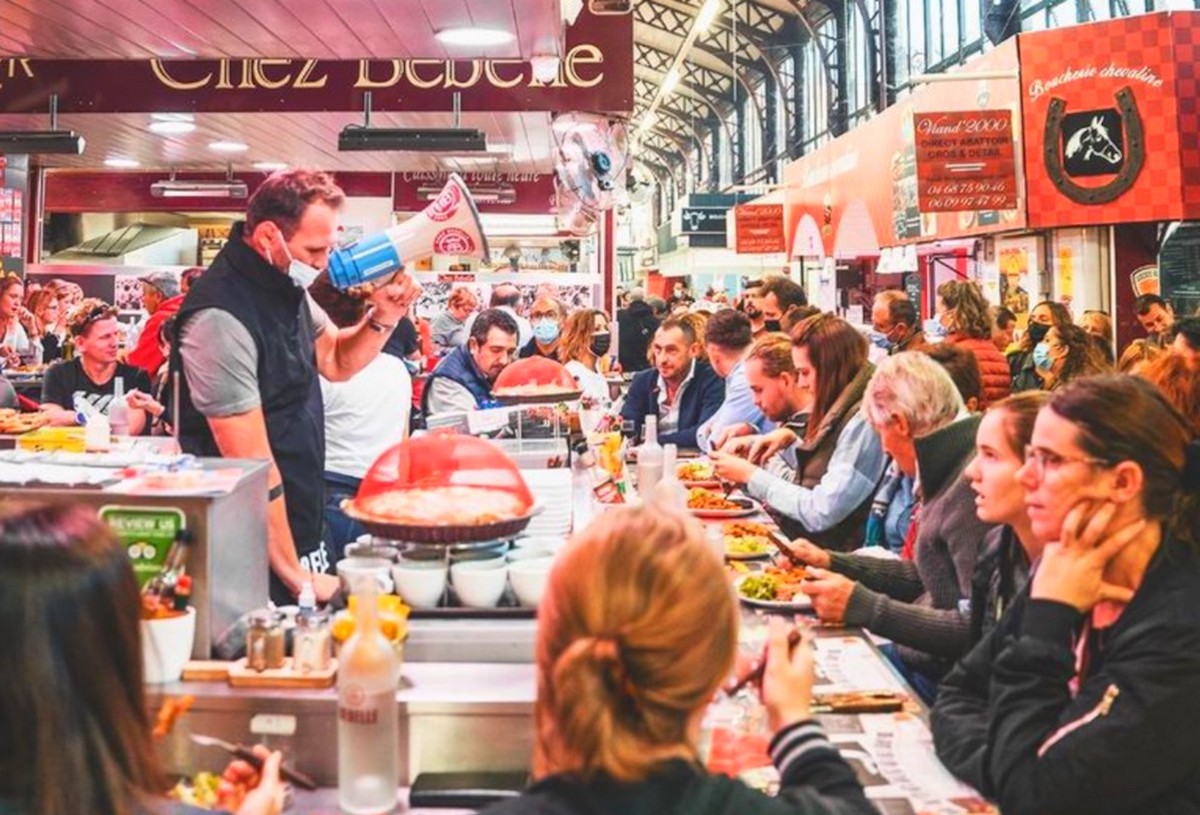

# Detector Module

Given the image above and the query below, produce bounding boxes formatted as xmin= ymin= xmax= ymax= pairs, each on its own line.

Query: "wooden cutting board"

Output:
xmin=226 ymin=658 xmax=337 ymax=689
xmin=181 ymin=660 xmax=232 ymax=682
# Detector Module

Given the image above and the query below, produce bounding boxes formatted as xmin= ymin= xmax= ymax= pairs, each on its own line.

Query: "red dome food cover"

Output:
xmin=492 ymin=357 xmax=577 ymax=392
xmin=352 ymin=434 xmax=534 ymax=528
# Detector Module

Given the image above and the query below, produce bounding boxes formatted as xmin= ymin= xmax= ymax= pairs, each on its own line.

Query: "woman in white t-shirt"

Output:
xmin=558 ymin=309 xmax=617 ymax=405
xmin=0 ymin=274 xmax=30 ymax=368
xmin=309 ymin=274 xmax=412 ymax=560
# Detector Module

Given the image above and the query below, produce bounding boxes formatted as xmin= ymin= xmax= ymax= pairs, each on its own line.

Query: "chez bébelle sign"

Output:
xmin=0 ymin=12 xmax=632 ymax=114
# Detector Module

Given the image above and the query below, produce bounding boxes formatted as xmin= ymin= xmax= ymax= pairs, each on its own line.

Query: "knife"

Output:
xmin=189 ymin=733 xmax=318 ymax=790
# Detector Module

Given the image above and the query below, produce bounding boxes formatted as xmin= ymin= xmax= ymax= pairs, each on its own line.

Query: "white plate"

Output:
xmin=688 ymin=497 xmax=761 ymax=519
xmin=724 ymin=540 xmax=774 ymax=561
xmin=733 ymin=574 xmax=814 ymax=611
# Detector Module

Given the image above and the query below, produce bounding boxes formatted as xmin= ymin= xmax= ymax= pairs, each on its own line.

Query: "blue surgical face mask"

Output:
xmin=1033 ymin=342 xmax=1054 ymax=370
xmin=868 ymin=329 xmax=894 ymax=351
xmin=271 ymin=233 xmax=321 ymax=289
xmin=923 ymin=318 xmax=947 ymax=342
xmin=533 ymin=318 xmax=560 ymax=344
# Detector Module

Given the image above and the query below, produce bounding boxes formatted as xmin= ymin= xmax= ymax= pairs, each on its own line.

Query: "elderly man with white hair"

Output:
xmin=782 ymin=351 xmax=996 ymax=701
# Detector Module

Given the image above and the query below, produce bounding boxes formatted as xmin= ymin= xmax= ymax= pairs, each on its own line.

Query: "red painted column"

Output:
xmin=601 ymin=208 xmax=616 ymax=315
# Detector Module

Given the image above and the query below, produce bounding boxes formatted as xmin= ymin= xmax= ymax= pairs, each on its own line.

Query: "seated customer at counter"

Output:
xmin=620 ymin=317 xmax=723 ymax=448
xmin=40 ymin=299 xmax=153 ymax=434
xmin=695 ymin=309 xmax=772 ymax=454
xmin=0 ymin=503 xmax=284 ymax=815
xmin=932 ymin=376 xmax=1200 ymax=815
xmin=484 ymin=506 xmax=875 ymax=815
xmin=423 ymin=308 xmax=519 ymax=421
xmin=520 ymin=296 xmax=565 ymax=360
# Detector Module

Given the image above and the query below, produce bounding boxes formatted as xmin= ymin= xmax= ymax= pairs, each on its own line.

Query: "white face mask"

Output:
xmin=266 ymin=231 xmax=321 ymax=289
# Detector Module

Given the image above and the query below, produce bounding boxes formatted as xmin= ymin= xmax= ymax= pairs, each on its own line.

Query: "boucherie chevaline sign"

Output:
xmin=913 ymin=110 xmax=1019 ymax=213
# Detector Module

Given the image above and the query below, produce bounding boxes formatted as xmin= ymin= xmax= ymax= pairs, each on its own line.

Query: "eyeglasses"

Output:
xmin=1023 ymin=445 xmax=1110 ymax=478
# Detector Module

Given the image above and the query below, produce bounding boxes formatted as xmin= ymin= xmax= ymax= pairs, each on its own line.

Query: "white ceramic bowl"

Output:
xmin=515 ymin=535 xmax=568 ymax=554
xmin=507 ymin=556 xmax=554 ymax=608
xmin=450 ymin=558 xmax=509 ymax=608
xmin=506 ymin=543 xmax=553 ymax=562
xmin=392 ymin=559 xmax=449 ymax=609
xmin=142 ymin=607 xmax=196 ymax=684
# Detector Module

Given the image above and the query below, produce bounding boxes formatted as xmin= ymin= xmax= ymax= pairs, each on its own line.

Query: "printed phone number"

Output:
xmin=922 ymin=195 xmax=1016 ymax=210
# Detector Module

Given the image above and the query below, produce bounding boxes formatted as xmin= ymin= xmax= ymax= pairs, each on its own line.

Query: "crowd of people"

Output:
xmin=1 ymin=166 xmax=1199 ymax=814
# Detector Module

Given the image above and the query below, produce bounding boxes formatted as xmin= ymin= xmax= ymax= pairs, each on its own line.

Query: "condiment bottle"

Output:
xmin=141 ymin=529 xmax=193 ymax=616
xmin=172 ymin=574 xmax=192 ymax=613
xmin=652 ymin=443 xmax=688 ymax=510
xmin=338 ymin=576 xmax=399 ymax=814
xmin=247 ymin=611 xmax=286 ymax=672
xmin=109 ymin=376 xmax=129 ymax=437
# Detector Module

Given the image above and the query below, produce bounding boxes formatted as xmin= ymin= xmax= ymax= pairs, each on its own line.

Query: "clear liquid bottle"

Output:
xmin=653 ymin=443 xmax=688 ymax=510
xmin=109 ymin=376 xmax=129 ymax=437
xmin=338 ymin=576 xmax=399 ymax=815
xmin=636 ymin=414 xmax=664 ymax=500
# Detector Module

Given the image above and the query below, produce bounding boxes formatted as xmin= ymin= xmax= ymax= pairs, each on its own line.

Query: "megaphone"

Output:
xmin=328 ymin=173 xmax=490 ymax=290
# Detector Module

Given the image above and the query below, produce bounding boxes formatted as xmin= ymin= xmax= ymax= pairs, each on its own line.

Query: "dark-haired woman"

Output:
xmin=1032 ymin=322 xmax=1110 ymax=391
xmin=711 ymin=315 xmax=885 ymax=551
xmin=1009 ymin=300 xmax=1072 ymax=392
xmin=0 ymin=504 xmax=284 ymax=815
xmin=483 ymin=506 xmax=875 ymax=815
xmin=931 ymin=376 xmax=1200 ymax=814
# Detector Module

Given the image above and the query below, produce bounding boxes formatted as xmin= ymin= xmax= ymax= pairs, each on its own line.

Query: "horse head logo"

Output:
xmin=1045 ymin=87 xmax=1144 ymax=205
xmin=1065 ymin=116 xmax=1123 ymax=166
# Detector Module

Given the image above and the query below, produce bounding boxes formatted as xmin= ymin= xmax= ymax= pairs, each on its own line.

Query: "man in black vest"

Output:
xmin=172 ymin=169 xmax=420 ymax=604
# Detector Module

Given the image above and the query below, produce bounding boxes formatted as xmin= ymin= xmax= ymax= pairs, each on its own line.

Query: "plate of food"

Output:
xmin=0 ymin=409 xmax=50 ymax=436
xmin=734 ymin=566 xmax=813 ymax=611
xmin=724 ymin=534 xmax=774 ymax=560
xmin=686 ymin=488 xmax=760 ymax=519
xmin=677 ymin=460 xmax=720 ymax=488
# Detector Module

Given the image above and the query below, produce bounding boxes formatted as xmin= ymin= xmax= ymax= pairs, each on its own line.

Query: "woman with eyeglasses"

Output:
xmin=1032 ymin=323 xmax=1110 ymax=392
xmin=558 ymin=309 xmax=616 ymax=404
xmin=0 ymin=274 xmax=30 ymax=368
xmin=931 ymin=376 xmax=1200 ymax=814
xmin=20 ymin=289 xmax=64 ymax=364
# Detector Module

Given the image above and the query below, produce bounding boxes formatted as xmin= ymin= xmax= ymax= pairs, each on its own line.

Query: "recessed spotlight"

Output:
xmin=209 ymin=140 xmax=248 ymax=152
xmin=435 ymin=27 xmax=515 ymax=47
xmin=104 ymin=157 xmax=140 ymax=168
xmin=151 ymin=112 xmax=194 ymax=122
xmin=149 ymin=120 xmax=196 ymax=136
xmin=253 ymin=161 xmax=288 ymax=171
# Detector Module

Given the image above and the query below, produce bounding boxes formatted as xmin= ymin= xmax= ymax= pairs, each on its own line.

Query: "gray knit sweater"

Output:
xmin=829 ymin=415 xmax=995 ymax=676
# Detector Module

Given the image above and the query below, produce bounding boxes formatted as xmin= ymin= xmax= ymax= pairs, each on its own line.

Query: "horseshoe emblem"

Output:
xmin=1044 ymin=86 xmax=1145 ymax=205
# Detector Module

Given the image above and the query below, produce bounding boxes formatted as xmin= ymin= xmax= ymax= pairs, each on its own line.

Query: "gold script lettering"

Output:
xmin=151 ymin=59 xmax=212 ymax=90
xmin=564 ymin=44 xmax=604 ymax=88
xmin=407 ymin=59 xmax=445 ymax=90
xmin=294 ymin=59 xmax=329 ymax=89
xmin=444 ymin=60 xmax=482 ymax=89
xmin=237 ymin=59 xmax=255 ymax=89
xmin=355 ymin=59 xmax=403 ymax=89
xmin=214 ymin=60 xmax=234 ymax=90
xmin=252 ymin=59 xmax=293 ymax=89
xmin=484 ymin=60 xmax=524 ymax=89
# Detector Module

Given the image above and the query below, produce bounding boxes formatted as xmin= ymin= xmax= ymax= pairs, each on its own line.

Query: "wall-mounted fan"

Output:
xmin=552 ymin=112 xmax=630 ymax=236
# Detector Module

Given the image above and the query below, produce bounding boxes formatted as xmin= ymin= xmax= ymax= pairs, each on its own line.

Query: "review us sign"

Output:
xmin=914 ymin=110 xmax=1019 ymax=212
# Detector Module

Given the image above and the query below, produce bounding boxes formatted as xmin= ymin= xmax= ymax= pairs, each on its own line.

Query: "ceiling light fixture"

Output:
xmin=209 ymin=140 xmax=248 ymax=153
xmin=0 ymin=94 xmax=85 ymax=155
xmin=639 ymin=0 xmax=722 ymax=135
xmin=339 ymin=91 xmax=487 ymax=152
xmin=151 ymin=165 xmax=247 ymax=198
xmin=104 ymin=157 xmax=140 ymax=168
xmin=435 ymin=27 xmax=515 ymax=47
xmin=151 ymin=112 xmax=194 ymax=122
xmin=149 ymin=120 xmax=196 ymax=136
xmin=253 ymin=161 xmax=288 ymax=171
xmin=662 ymin=69 xmax=680 ymax=95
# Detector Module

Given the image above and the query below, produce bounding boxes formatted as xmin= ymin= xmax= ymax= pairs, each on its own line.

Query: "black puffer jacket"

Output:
xmin=617 ymin=301 xmax=660 ymax=373
xmin=932 ymin=535 xmax=1200 ymax=815
xmin=482 ymin=721 xmax=874 ymax=815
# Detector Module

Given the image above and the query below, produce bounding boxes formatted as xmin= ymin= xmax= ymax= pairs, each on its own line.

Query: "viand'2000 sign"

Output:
xmin=913 ymin=110 xmax=1019 ymax=213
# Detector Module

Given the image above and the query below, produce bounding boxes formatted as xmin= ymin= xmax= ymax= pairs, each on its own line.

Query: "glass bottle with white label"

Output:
xmin=337 ymin=575 xmax=399 ymax=814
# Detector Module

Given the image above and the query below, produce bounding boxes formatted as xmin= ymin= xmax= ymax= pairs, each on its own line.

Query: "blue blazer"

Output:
xmin=620 ymin=360 xmax=724 ymax=449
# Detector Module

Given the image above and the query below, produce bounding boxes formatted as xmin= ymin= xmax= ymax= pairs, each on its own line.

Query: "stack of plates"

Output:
xmin=520 ymin=470 xmax=573 ymax=538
